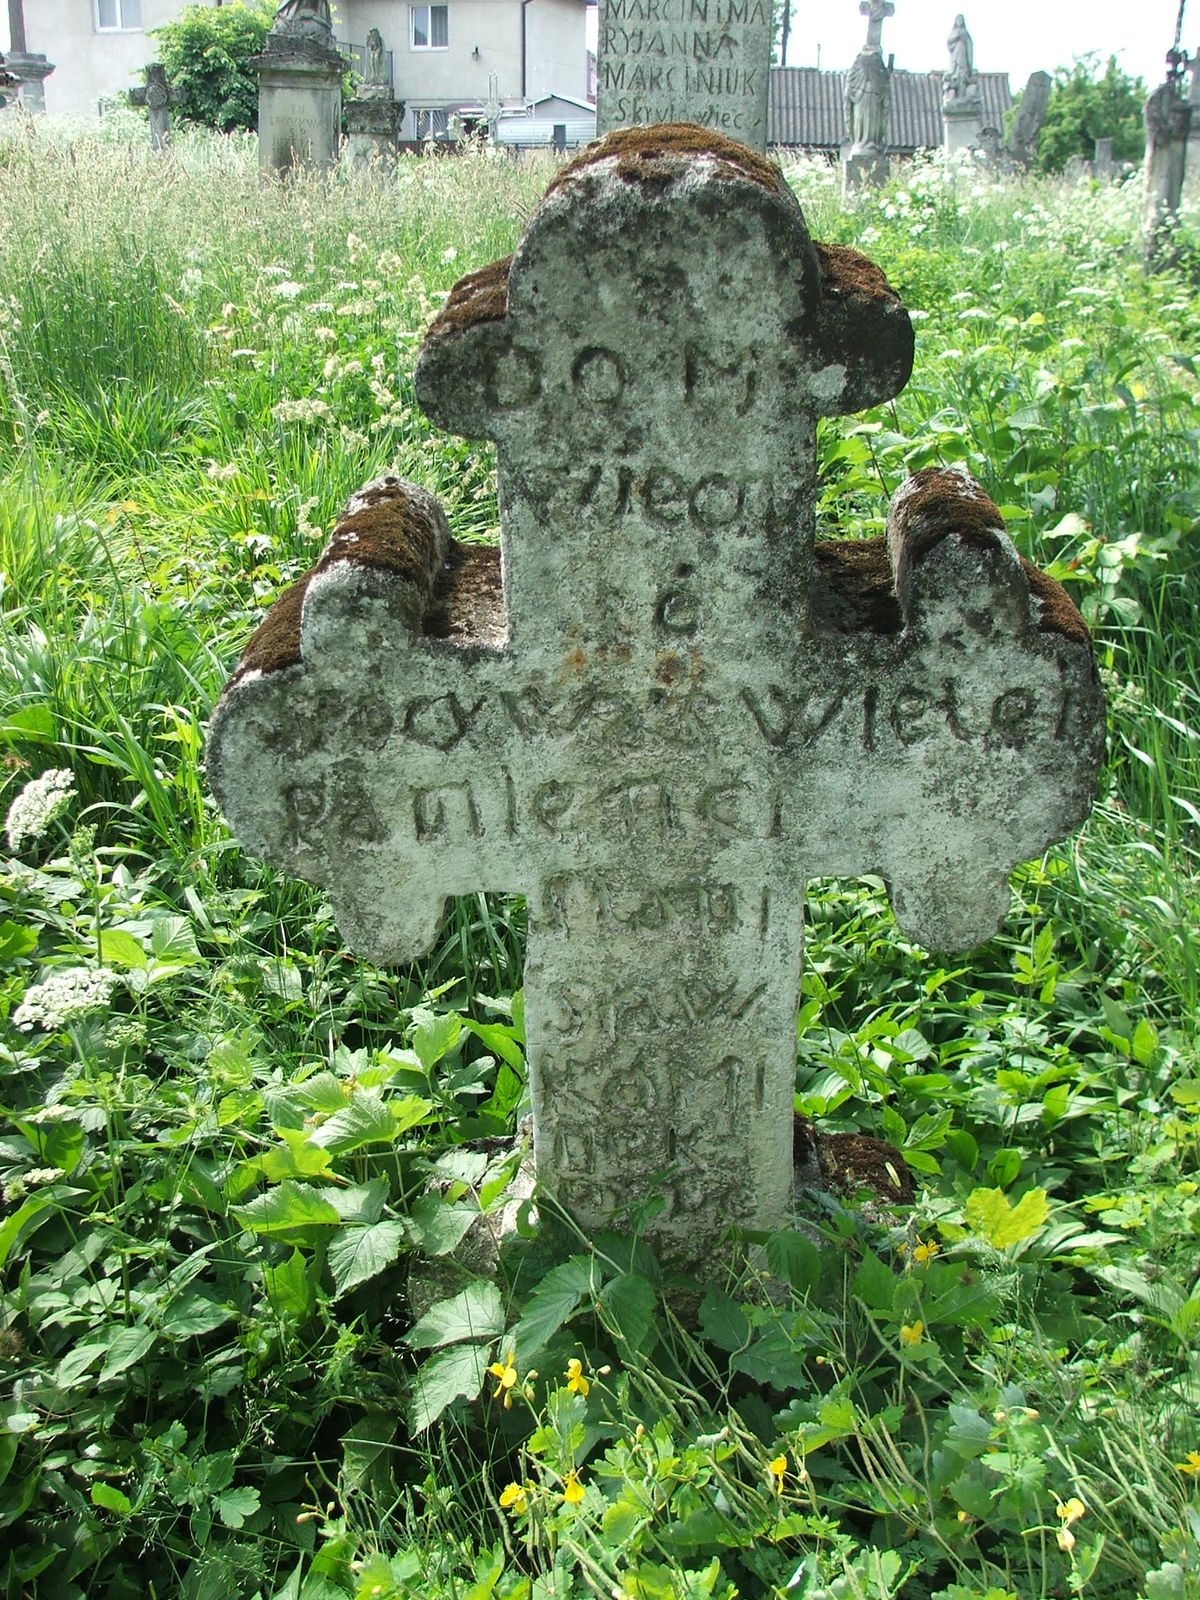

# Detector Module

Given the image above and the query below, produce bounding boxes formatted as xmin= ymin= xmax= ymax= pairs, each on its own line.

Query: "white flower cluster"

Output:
xmin=13 ymin=967 xmax=119 ymax=1032
xmin=5 ymin=768 xmax=76 ymax=852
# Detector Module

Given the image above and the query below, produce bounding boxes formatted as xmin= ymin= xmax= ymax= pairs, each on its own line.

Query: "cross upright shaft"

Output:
xmin=208 ymin=128 xmax=1104 ymax=1269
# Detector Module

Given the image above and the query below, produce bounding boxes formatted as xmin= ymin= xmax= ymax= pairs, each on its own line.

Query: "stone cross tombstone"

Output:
xmin=130 ymin=64 xmax=184 ymax=152
xmin=3 ymin=0 xmax=54 ymax=113
xmin=207 ymin=127 xmax=1105 ymax=1271
xmin=595 ymin=0 xmax=772 ymax=149
xmin=253 ymin=0 xmax=345 ymax=175
xmin=1143 ymin=73 xmax=1192 ymax=267
xmin=843 ymin=0 xmax=893 ymax=189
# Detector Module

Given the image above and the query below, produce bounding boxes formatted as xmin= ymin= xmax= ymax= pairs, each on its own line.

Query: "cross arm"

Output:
xmin=808 ymin=243 xmax=914 ymax=413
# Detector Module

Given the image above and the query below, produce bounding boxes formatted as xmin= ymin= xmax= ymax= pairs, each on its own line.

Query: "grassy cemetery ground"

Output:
xmin=1 ymin=113 xmax=1199 ymax=1600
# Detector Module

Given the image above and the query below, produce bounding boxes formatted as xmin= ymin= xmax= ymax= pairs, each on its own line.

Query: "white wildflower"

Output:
xmin=13 ymin=967 xmax=119 ymax=1031
xmin=24 ymin=1167 xmax=65 ymax=1187
xmin=274 ymin=280 xmax=303 ymax=300
xmin=6 ymin=769 xmax=76 ymax=851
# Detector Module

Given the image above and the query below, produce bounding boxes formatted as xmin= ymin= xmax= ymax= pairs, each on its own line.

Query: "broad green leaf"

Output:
xmin=852 ymin=1249 xmax=896 ymax=1313
xmin=340 ymin=1413 xmax=396 ymax=1491
xmin=766 ymin=1229 xmax=822 ymax=1291
xmin=405 ymin=1282 xmax=505 ymax=1351
xmin=234 ymin=1179 xmax=340 ymax=1236
xmin=56 ymin=1340 xmax=110 ymax=1387
xmin=698 ymin=1287 xmax=750 ymax=1353
xmin=411 ymin=1009 xmax=462 ymax=1072
xmin=99 ymin=1326 xmax=156 ymax=1382
xmin=97 ymin=929 xmax=148 ymax=970
xmin=0 ymin=705 xmax=55 ymax=744
xmin=308 ymin=1092 xmax=430 ymax=1154
xmin=149 ymin=916 xmax=201 ymax=964
xmin=327 ymin=1179 xmax=388 ymax=1225
xmin=463 ymin=1019 xmax=526 ymax=1072
xmin=328 ymin=1220 xmax=407 ymax=1296
xmin=91 ymin=1482 xmax=132 ymax=1516
xmin=162 ymin=1294 xmax=236 ymax=1339
xmin=510 ymin=1256 xmax=597 ymax=1365
xmin=409 ymin=1342 xmax=490 ymax=1433
xmin=264 ymin=1248 xmax=317 ymax=1322
xmin=0 ymin=1192 xmax=63 ymax=1270
xmin=596 ymin=1272 xmax=656 ymax=1351
xmin=215 ymin=1486 xmax=260 ymax=1529
xmin=407 ymin=1194 xmax=479 ymax=1256
xmin=964 ymin=1187 xmax=1049 ymax=1250
xmin=253 ymin=1128 xmax=335 ymax=1182
xmin=0 ymin=920 xmax=37 ymax=964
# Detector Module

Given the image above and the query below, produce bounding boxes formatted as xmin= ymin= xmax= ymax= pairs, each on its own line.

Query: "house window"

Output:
xmin=410 ymin=5 xmax=449 ymax=50
xmin=414 ymin=107 xmax=450 ymax=138
xmin=96 ymin=0 xmax=142 ymax=29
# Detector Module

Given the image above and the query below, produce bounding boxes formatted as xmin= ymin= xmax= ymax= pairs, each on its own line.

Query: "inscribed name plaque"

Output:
xmin=595 ymin=0 xmax=772 ymax=148
xmin=208 ymin=127 xmax=1105 ymax=1270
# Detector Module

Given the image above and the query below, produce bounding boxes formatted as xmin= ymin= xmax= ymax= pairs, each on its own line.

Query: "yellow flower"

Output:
xmin=913 ymin=1240 xmax=940 ymax=1264
xmin=899 ymin=1320 xmax=924 ymax=1347
xmin=562 ymin=1471 xmax=584 ymax=1505
xmin=499 ymin=1482 xmax=528 ymax=1515
xmin=1057 ymin=1496 xmax=1086 ymax=1526
xmin=488 ymin=1350 xmax=518 ymax=1408
xmin=1177 ymin=1451 xmax=1200 ymax=1476
xmin=768 ymin=1453 xmax=788 ymax=1494
xmin=565 ymin=1358 xmax=590 ymax=1397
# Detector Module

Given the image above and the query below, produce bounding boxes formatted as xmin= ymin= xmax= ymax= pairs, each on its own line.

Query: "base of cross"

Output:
xmin=208 ymin=126 xmax=1104 ymax=1275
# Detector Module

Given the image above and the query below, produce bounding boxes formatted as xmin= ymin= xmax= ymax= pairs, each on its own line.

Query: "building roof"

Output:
xmin=769 ymin=67 xmax=1013 ymax=151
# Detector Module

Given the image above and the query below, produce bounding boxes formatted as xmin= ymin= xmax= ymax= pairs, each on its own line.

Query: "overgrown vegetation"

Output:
xmin=1031 ymin=54 xmax=1147 ymax=174
xmin=0 ymin=122 xmax=1198 ymax=1600
xmin=150 ymin=1 xmax=274 ymax=133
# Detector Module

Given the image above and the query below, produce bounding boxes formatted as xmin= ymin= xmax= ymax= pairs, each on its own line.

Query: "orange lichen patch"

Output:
xmin=1020 ymin=558 xmax=1091 ymax=644
xmin=813 ymin=538 xmax=902 ymax=634
xmin=815 ymin=240 xmax=899 ymax=305
xmin=232 ymin=478 xmax=449 ymax=680
xmin=425 ymin=542 xmax=507 ymax=648
xmin=893 ymin=467 xmax=1007 ymax=559
xmin=545 ymin=123 xmax=786 ymax=200
xmin=425 ymin=254 xmax=513 ymax=343
xmin=793 ymin=1115 xmax=914 ymax=1205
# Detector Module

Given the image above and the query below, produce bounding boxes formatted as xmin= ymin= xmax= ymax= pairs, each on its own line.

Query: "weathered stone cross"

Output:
xmin=129 ymin=63 xmax=184 ymax=151
xmin=208 ymin=128 xmax=1104 ymax=1269
xmin=860 ymin=0 xmax=895 ymax=52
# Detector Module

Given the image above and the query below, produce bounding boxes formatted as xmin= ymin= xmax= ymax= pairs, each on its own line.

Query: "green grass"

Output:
xmin=0 ymin=119 xmax=1198 ymax=1600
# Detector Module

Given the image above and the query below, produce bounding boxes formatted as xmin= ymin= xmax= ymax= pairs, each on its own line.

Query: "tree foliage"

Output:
xmin=1032 ymin=53 xmax=1146 ymax=173
xmin=150 ymin=1 xmax=274 ymax=133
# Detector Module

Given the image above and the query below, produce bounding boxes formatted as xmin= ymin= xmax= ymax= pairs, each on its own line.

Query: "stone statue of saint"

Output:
xmin=365 ymin=28 xmax=386 ymax=85
xmin=945 ymin=13 xmax=975 ymax=103
xmin=271 ymin=0 xmax=333 ymax=40
xmin=844 ymin=48 xmax=890 ymax=152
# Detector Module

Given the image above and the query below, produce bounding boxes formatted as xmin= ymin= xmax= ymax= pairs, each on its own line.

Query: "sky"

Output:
xmin=586 ymin=0 xmax=1190 ymax=91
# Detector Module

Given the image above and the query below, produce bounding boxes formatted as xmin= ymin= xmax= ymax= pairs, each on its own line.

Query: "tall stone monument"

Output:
xmin=344 ymin=26 xmax=404 ymax=171
xmin=843 ymin=0 xmax=894 ymax=189
xmin=595 ymin=0 xmax=772 ymax=150
xmin=941 ymin=12 xmax=982 ymax=155
xmin=4 ymin=0 xmax=53 ymax=114
xmin=253 ymin=0 xmax=345 ymax=175
xmin=1009 ymin=69 xmax=1051 ymax=167
xmin=208 ymin=126 xmax=1105 ymax=1271
xmin=1143 ymin=68 xmax=1192 ymax=267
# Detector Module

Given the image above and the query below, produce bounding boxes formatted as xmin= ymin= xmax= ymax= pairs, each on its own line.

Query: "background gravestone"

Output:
xmin=942 ymin=12 xmax=983 ymax=154
xmin=254 ymin=0 xmax=345 ymax=176
xmin=595 ymin=0 xmax=772 ymax=149
xmin=1009 ymin=70 xmax=1051 ymax=167
xmin=130 ymin=64 xmax=183 ymax=152
xmin=208 ymin=126 xmax=1105 ymax=1270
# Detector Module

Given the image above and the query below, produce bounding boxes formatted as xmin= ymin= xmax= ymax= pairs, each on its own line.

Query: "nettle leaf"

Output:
xmin=411 ymin=1009 xmax=462 ymax=1072
xmin=698 ymin=1287 xmax=750 ymax=1353
xmin=307 ymin=1092 xmax=431 ymax=1154
xmin=409 ymin=1342 xmax=491 ymax=1434
xmin=407 ymin=1194 xmax=479 ymax=1256
xmin=852 ymin=1249 xmax=897 ymax=1313
xmin=253 ymin=1128 xmax=335 ymax=1182
xmin=149 ymin=915 xmax=201 ymax=964
xmin=234 ymin=1179 xmax=341 ymax=1236
xmin=91 ymin=1482 xmax=133 ymax=1516
xmin=264 ymin=1248 xmax=317 ymax=1322
xmin=964 ymin=1187 xmax=1049 ymax=1250
xmin=328 ymin=1179 xmax=389 ymax=1225
xmin=0 ymin=920 xmax=37 ymax=964
xmin=328 ymin=1220 xmax=407 ymax=1296
xmin=596 ymin=1272 xmax=657 ymax=1351
xmin=97 ymin=929 xmax=149 ymax=970
xmin=100 ymin=1326 xmax=157 ymax=1382
xmin=511 ymin=1256 xmax=598 ymax=1365
xmin=405 ymin=1282 xmax=505 ymax=1351
xmin=463 ymin=1019 xmax=526 ymax=1072
xmin=215 ymin=1486 xmax=261 ymax=1530
xmin=162 ymin=1293 xmax=236 ymax=1339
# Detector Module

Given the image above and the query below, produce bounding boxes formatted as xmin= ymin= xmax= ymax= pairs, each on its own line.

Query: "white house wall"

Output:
xmin=9 ymin=0 xmax=221 ymax=117
xmin=345 ymin=0 xmax=587 ymax=120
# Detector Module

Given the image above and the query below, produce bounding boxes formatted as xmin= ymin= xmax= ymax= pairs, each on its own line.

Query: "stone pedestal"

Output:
xmin=344 ymin=94 xmax=404 ymax=170
xmin=942 ymin=99 xmax=982 ymax=156
xmin=254 ymin=33 xmax=345 ymax=175
xmin=6 ymin=51 xmax=53 ymax=114
xmin=843 ymin=147 xmax=889 ymax=191
xmin=1143 ymin=79 xmax=1192 ymax=266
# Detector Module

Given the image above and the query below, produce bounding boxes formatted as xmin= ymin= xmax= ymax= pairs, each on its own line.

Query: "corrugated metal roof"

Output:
xmin=769 ymin=67 xmax=1012 ymax=151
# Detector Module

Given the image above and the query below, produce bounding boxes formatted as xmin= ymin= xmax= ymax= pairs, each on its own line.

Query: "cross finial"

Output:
xmin=860 ymin=0 xmax=895 ymax=51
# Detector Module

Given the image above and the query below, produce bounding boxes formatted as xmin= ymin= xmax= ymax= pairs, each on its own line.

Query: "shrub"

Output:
xmin=151 ymin=1 xmax=274 ymax=133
